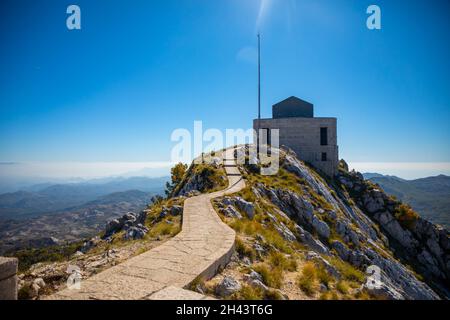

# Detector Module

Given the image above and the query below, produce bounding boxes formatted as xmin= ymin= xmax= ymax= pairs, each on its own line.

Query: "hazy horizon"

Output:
xmin=1 ymin=161 xmax=449 ymax=184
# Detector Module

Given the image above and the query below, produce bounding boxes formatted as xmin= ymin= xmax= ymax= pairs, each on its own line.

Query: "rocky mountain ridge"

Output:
xmin=180 ymin=146 xmax=448 ymax=299
xmin=364 ymin=173 xmax=450 ymax=228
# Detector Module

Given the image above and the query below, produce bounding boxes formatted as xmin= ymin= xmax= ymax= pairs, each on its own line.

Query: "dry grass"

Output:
xmin=253 ymin=263 xmax=284 ymax=289
xmin=336 ymin=280 xmax=351 ymax=294
xmin=235 ymin=237 xmax=257 ymax=261
xmin=297 ymin=262 xmax=318 ymax=296
xmin=327 ymin=256 xmax=365 ymax=283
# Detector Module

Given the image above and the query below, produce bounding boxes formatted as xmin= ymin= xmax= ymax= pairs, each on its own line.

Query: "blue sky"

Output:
xmin=0 ymin=0 xmax=449 ymax=179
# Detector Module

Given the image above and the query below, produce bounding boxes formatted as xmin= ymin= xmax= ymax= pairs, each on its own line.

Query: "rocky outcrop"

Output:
xmin=215 ymin=196 xmax=255 ymax=220
xmin=175 ymin=163 xmax=227 ymax=197
xmin=231 ymin=146 xmax=445 ymax=300
xmin=338 ymin=169 xmax=449 ymax=297
xmin=104 ymin=211 xmax=147 ymax=237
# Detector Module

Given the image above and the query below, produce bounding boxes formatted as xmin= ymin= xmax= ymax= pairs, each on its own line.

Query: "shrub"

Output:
xmin=395 ymin=204 xmax=419 ymax=230
xmin=12 ymin=241 xmax=82 ymax=272
xmin=165 ymin=162 xmax=188 ymax=196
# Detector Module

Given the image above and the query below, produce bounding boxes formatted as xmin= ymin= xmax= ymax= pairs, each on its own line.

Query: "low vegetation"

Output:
xmin=13 ymin=241 xmax=83 ymax=272
xmin=394 ymin=203 xmax=419 ymax=230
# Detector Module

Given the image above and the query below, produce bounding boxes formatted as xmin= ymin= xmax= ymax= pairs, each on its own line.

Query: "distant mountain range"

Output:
xmin=0 ymin=176 xmax=168 ymax=254
xmin=0 ymin=176 xmax=168 ymax=220
xmin=363 ymin=173 xmax=450 ymax=229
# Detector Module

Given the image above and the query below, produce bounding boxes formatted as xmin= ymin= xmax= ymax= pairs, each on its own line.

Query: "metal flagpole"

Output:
xmin=257 ymin=33 xmax=261 ymax=156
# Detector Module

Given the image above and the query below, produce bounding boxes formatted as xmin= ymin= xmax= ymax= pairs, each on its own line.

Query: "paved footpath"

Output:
xmin=49 ymin=148 xmax=244 ymax=300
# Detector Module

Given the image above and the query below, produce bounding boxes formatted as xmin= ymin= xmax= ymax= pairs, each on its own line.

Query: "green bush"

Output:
xmin=395 ymin=204 xmax=419 ymax=230
xmin=12 ymin=241 xmax=82 ymax=272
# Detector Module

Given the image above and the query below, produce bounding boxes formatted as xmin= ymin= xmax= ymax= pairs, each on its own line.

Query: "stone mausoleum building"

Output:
xmin=254 ymin=96 xmax=339 ymax=177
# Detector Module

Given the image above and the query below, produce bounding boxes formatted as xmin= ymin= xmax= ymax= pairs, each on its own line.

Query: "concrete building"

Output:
xmin=254 ymin=96 xmax=339 ymax=177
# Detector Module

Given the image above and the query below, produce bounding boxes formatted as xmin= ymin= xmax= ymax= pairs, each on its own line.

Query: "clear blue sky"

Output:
xmin=1 ymin=0 xmax=449 ymax=168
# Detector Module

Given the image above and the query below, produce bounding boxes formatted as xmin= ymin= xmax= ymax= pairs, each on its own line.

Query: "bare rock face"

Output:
xmin=338 ymin=169 xmax=449 ymax=297
xmin=235 ymin=147 xmax=447 ymax=299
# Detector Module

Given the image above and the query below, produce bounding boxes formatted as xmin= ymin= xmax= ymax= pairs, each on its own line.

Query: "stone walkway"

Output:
xmin=49 ymin=148 xmax=245 ymax=300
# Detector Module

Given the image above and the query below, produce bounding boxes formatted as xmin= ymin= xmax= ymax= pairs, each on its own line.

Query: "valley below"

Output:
xmin=0 ymin=177 xmax=167 ymax=255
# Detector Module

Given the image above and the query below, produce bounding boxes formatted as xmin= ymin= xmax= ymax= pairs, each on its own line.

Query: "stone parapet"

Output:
xmin=0 ymin=257 xmax=18 ymax=300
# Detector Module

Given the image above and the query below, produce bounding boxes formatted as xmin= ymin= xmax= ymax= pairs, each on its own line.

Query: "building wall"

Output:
xmin=254 ymin=117 xmax=339 ymax=176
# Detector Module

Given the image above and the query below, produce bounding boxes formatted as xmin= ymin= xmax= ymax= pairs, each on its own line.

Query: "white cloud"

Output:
xmin=0 ymin=162 xmax=175 ymax=179
xmin=236 ymin=46 xmax=258 ymax=65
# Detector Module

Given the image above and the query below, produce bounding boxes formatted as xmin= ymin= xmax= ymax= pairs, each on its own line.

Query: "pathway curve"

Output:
xmin=49 ymin=148 xmax=244 ymax=300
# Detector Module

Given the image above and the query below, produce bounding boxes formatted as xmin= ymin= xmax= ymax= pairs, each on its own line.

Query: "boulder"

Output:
xmin=248 ymin=279 xmax=268 ymax=291
xmin=274 ymin=222 xmax=297 ymax=242
xmin=170 ymin=205 xmax=183 ymax=216
xmin=312 ymin=217 xmax=331 ymax=239
xmin=81 ymin=236 xmax=101 ymax=253
xmin=216 ymin=276 xmax=241 ymax=297
xmin=105 ymin=219 xmax=122 ymax=236
xmin=123 ymin=224 xmax=149 ymax=240
xmin=331 ymin=240 xmax=350 ymax=261
xmin=221 ymin=205 xmax=242 ymax=219
xmin=234 ymin=197 xmax=255 ymax=219
xmin=295 ymin=225 xmax=329 ymax=255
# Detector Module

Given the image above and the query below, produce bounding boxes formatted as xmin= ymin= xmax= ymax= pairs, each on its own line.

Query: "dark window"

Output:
xmin=265 ymin=128 xmax=271 ymax=146
xmin=320 ymin=127 xmax=328 ymax=146
xmin=321 ymin=152 xmax=327 ymax=161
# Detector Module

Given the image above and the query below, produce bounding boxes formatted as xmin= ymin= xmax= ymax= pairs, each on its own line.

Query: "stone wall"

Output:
xmin=254 ymin=117 xmax=339 ymax=177
xmin=0 ymin=257 xmax=18 ymax=300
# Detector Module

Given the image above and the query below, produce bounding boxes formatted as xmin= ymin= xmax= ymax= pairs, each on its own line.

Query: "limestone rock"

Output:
xmin=216 ymin=276 xmax=241 ymax=297
xmin=295 ymin=225 xmax=329 ymax=255
xmin=312 ymin=216 xmax=331 ymax=239
xmin=234 ymin=197 xmax=255 ymax=219
xmin=221 ymin=205 xmax=242 ymax=219
xmin=123 ymin=224 xmax=149 ymax=240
